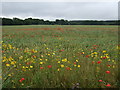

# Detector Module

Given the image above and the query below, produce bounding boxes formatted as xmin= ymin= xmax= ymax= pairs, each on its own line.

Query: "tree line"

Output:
xmin=0 ymin=17 xmax=119 ymax=25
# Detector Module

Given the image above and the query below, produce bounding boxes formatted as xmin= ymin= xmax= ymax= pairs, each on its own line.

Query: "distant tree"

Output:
xmin=2 ymin=18 xmax=13 ymax=25
xmin=1 ymin=17 xmax=118 ymax=25
xmin=45 ymin=20 xmax=51 ymax=25
xmin=13 ymin=18 xmax=24 ymax=25
xmin=24 ymin=18 xmax=33 ymax=25
xmin=55 ymin=19 xmax=68 ymax=25
xmin=0 ymin=18 xmax=2 ymax=25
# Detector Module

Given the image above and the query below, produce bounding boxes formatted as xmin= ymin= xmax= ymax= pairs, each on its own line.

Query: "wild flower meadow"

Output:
xmin=2 ymin=25 xmax=119 ymax=88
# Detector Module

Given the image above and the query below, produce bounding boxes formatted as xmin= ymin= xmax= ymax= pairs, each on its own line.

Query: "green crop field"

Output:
xmin=1 ymin=25 xmax=119 ymax=88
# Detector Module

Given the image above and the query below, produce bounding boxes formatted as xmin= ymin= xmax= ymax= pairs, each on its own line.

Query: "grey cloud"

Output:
xmin=1 ymin=2 xmax=118 ymax=20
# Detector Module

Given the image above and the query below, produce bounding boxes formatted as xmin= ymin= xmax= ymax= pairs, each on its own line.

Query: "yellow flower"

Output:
xmin=40 ymin=62 xmax=43 ymax=64
xmin=21 ymin=83 xmax=24 ymax=86
xmin=8 ymin=74 xmax=12 ymax=76
xmin=112 ymin=60 xmax=115 ymax=62
xmin=58 ymin=61 xmax=60 ymax=63
xmin=2 ymin=60 xmax=6 ymax=62
xmin=11 ymin=80 xmax=14 ymax=83
xmin=95 ymin=55 xmax=98 ymax=57
xmin=94 ymin=52 xmax=97 ymax=54
xmin=82 ymin=52 xmax=85 ymax=54
xmin=62 ymin=58 xmax=67 ymax=62
xmin=11 ymin=61 xmax=16 ymax=65
xmin=48 ymin=54 xmax=50 ymax=56
xmin=104 ymin=54 xmax=108 ymax=55
xmin=113 ymin=65 xmax=115 ymax=68
xmin=19 ymin=56 xmax=23 ymax=59
xmin=6 ymin=64 xmax=10 ymax=67
xmin=57 ymin=68 xmax=60 ymax=71
xmin=102 ymin=50 xmax=106 ymax=53
xmin=61 ymin=65 xmax=64 ymax=68
xmin=106 ymin=56 xmax=109 ymax=58
xmin=76 ymin=60 xmax=78 ymax=62
xmin=74 ymin=65 xmax=77 ymax=67
xmin=34 ymin=50 xmax=37 ymax=53
xmin=39 ymin=59 xmax=42 ymax=60
xmin=41 ymin=55 xmax=43 ymax=57
xmin=108 ymin=59 xmax=110 ymax=61
xmin=8 ymin=57 xmax=13 ymax=61
xmin=78 ymin=65 xmax=81 ymax=67
xmin=26 ymin=66 xmax=28 ymax=68
xmin=3 ymin=56 xmax=7 ymax=59
xmin=91 ymin=55 xmax=94 ymax=57
xmin=30 ymin=66 xmax=33 ymax=68
xmin=68 ymin=61 xmax=70 ymax=63
xmin=0 ymin=76 xmax=2 ymax=78
xmin=22 ymin=66 xmax=25 ymax=68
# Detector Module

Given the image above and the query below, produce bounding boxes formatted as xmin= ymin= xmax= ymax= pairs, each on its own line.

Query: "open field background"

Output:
xmin=2 ymin=25 xmax=119 ymax=88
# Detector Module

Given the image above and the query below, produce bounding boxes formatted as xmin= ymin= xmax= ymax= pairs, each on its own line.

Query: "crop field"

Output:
xmin=1 ymin=25 xmax=119 ymax=88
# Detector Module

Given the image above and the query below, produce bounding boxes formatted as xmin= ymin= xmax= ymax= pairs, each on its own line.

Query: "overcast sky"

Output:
xmin=1 ymin=2 xmax=118 ymax=20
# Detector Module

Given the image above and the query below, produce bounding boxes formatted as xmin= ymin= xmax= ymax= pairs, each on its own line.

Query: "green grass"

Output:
xmin=2 ymin=25 xmax=119 ymax=88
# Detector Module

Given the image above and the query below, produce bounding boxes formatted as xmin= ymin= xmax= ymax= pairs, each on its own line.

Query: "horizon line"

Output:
xmin=0 ymin=17 xmax=119 ymax=21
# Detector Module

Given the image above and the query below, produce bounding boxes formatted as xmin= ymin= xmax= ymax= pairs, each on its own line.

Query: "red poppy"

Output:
xmin=47 ymin=65 xmax=52 ymax=68
xmin=59 ymin=49 xmax=64 ymax=52
xmin=97 ymin=61 xmax=101 ymax=64
xmin=31 ymin=51 xmax=34 ymax=53
xmin=107 ymin=65 xmax=111 ymax=67
xmin=98 ymin=80 xmax=103 ymax=82
xmin=32 ymin=55 xmax=36 ymax=58
xmin=106 ymin=84 xmax=111 ymax=87
xmin=93 ymin=47 xmax=96 ymax=49
xmin=89 ymin=49 xmax=92 ymax=51
xmin=2 ymin=51 xmax=4 ymax=53
xmin=102 ymin=57 xmax=107 ymax=59
xmin=26 ymin=62 xmax=31 ymax=65
xmin=86 ymin=55 xmax=89 ymax=58
xmin=74 ymin=62 xmax=76 ymax=64
xmin=66 ymin=67 xmax=70 ymax=70
xmin=93 ymin=45 xmax=97 ymax=47
xmin=19 ymin=80 xmax=22 ymax=83
xmin=21 ymin=78 xmax=25 ymax=80
xmin=106 ymin=71 xmax=110 ymax=74
xmin=40 ymin=67 xmax=44 ymax=69
xmin=92 ymin=61 xmax=95 ymax=64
